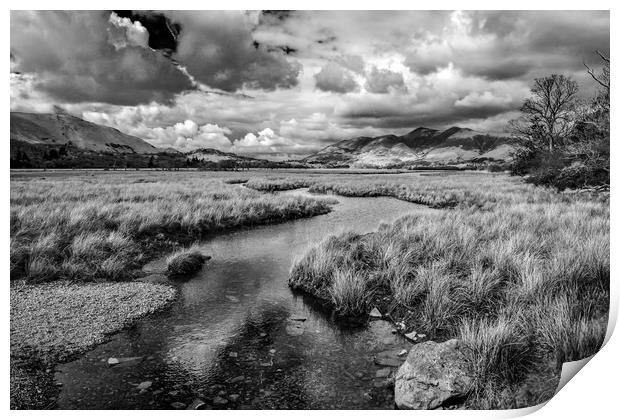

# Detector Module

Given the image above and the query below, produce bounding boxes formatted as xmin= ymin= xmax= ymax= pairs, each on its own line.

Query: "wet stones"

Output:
xmin=285 ymin=320 xmax=304 ymax=336
xmin=227 ymin=375 xmax=245 ymax=384
xmin=373 ymin=349 xmax=408 ymax=367
xmin=186 ymin=399 xmax=206 ymax=410
xmin=137 ymin=381 xmax=152 ymax=390
xmin=213 ymin=396 xmax=228 ymax=406
xmin=394 ymin=339 xmax=473 ymax=410
xmin=369 ymin=307 xmax=382 ymax=318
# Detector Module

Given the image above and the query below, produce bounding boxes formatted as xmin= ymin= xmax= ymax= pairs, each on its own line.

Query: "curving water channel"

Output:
xmin=54 ymin=191 xmax=436 ymax=409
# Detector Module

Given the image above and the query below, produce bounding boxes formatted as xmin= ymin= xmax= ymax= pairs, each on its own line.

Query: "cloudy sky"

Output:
xmin=10 ymin=10 xmax=609 ymax=159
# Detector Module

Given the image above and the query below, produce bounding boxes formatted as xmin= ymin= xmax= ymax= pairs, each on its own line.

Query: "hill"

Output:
xmin=302 ymin=127 xmax=515 ymax=168
xmin=10 ymin=111 xmax=162 ymax=154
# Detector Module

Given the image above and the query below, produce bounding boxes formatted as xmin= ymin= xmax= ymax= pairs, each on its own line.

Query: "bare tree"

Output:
xmin=510 ymin=74 xmax=579 ymax=152
xmin=584 ymin=50 xmax=610 ymax=98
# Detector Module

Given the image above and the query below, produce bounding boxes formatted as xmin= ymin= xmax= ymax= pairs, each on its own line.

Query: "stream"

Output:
xmin=54 ymin=190 xmax=436 ymax=409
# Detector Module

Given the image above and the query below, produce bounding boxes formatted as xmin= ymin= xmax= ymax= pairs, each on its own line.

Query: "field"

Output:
xmin=9 ymin=169 xmax=610 ymax=409
xmin=281 ymin=171 xmax=610 ymax=408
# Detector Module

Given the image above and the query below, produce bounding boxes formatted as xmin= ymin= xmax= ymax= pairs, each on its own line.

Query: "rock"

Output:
xmin=171 ymin=402 xmax=187 ymax=409
xmin=225 ymin=295 xmax=240 ymax=303
xmin=398 ymin=349 xmax=408 ymax=357
xmin=228 ymin=394 xmax=240 ymax=403
xmin=269 ymin=349 xmax=276 ymax=355
xmin=228 ymin=375 xmax=245 ymax=384
xmin=137 ymin=381 xmax=152 ymax=390
xmin=374 ymin=349 xmax=407 ymax=367
xmin=418 ymin=333 xmax=427 ymax=339
xmin=375 ymin=367 xmax=391 ymax=378
xmin=369 ymin=307 xmax=382 ymax=318
xmin=213 ymin=396 xmax=228 ymax=405
xmin=395 ymin=339 xmax=473 ymax=410
xmin=285 ymin=321 xmax=304 ymax=336
xmin=112 ymin=356 xmax=144 ymax=368
xmin=156 ymin=233 xmax=166 ymax=240
xmin=218 ymin=390 xmax=227 ymax=396
xmin=229 ymin=352 xmax=238 ymax=358
xmin=290 ymin=314 xmax=307 ymax=322
xmin=107 ymin=357 xmax=120 ymax=366
xmin=187 ymin=399 xmax=206 ymax=410
xmin=404 ymin=331 xmax=417 ymax=341
xmin=259 ymin=333 xmax=267 ymax=337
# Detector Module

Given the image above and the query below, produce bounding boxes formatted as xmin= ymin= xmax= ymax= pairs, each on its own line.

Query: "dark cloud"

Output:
xmin=113 ymin=11 xmax=180 ymax=55
xmin=314 ymin=62 xmax=358 ymax=93
xmin=164 ymin=11 xmax=301 ymax=92
xmin=10 ymin=11 xmax=192 ymax=105
xmin=404 ymin=10 xmax=609 ymax=81
xmin=365 ymin=67 xmax=407 ymax=93
xmin=334 ymin=55 xmax=365 ymax=74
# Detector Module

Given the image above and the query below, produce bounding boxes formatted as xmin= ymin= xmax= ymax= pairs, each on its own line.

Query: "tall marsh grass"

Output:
xmin=11 ymin=172 xmax=333 ymax=284
xmin=289 ymin=173 xmax=609 ymax=407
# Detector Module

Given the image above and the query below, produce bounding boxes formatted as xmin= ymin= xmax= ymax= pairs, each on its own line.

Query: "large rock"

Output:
xmin=394 ymin=339 xmax=472 ymax=410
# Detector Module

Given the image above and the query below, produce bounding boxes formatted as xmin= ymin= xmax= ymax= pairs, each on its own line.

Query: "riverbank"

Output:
xmin=10 ymin=171 xmax=336 ymax=409
xmin=288 ymin=176 xmax=609 ymax=409
xmin=10 ymin=282 xmax=177 ymax=409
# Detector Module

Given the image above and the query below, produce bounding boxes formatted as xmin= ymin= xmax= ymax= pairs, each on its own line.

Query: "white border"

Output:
xmin=3 ymin=2 xmax=617 ymax=419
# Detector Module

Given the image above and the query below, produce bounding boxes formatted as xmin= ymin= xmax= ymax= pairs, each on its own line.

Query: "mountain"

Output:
xmin=9 ymin=112 xmax=304 ymax=169
xmin=10 ymin=111 xmax=163 ymax=154
xmin=302 ymin=127 xmax=515 ymax=168
xmin=186 ymin=148 xmax=262 ymax=163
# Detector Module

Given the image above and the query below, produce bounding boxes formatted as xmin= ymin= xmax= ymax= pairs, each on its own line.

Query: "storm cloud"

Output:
xmin=10 ymin=10 xmax=610 ymax=158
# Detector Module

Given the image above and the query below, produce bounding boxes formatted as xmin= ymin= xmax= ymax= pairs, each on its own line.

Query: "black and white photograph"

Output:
xmin=7 ymin=5 xmax=613 ymax=413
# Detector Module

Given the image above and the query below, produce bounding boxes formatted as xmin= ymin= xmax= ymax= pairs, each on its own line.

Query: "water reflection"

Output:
xmin=55 ymin=192 xmax=435 ymax=409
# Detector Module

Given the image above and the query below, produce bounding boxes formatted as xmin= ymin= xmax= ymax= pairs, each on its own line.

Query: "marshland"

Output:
xmin=9 ymin=169 xmax=609 ymax=410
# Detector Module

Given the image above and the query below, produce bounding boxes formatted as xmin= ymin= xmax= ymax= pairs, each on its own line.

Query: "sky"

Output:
xmin=10 ymin=10 xmax=610 ymax=159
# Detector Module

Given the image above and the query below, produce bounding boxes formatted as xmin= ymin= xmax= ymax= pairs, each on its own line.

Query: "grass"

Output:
xmin=288 ymin=172 xmax=609 ymax=408
xmin=10 ymin=170 xmax=336 ymax=408
xmin=166 ymin=245 xmax=209 ymax=276
xmin=245 ymin=177 xmax=314 ymax=192
xmin=10 ymin=172 xmax=333 ymax=284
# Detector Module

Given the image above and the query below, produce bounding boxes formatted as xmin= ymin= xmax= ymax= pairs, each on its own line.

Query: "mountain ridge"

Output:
xmin=302 ymin=126 xmax=515 ymax=168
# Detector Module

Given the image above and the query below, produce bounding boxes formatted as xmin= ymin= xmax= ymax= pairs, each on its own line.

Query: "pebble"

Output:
xmin=137 ymin=381 xmax=152 ymax=390
xmin=229 ymin=352 xmax=238 ymax=358
xmin=225 ymin=295 xmax=240 ymax=303
xmin=107 ymin=357 xmax=120 ymax=366
xmin=404 ymin=332 xmax=418 ymax=341
xmin=213 ymin=396 xmax=228 ymax=405
xmin=369 ymin=307 xmax=382 ymax=318
xmin=269 ymin=349 xmax=276 ymax=355
xmin=398 ymin=349 xmax=408 ymax=357
xmin=228 ymin=394 xmax=240 ymax=403
xmin=171 ymin=402 xmax=187 ymax=409
xmin=187 ymin=399 xmax=206 ymax=410
xmin=228 ymin=375 xmax=245 ymax=384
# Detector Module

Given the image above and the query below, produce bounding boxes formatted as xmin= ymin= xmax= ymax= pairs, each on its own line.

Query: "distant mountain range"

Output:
xmin=9 ymin=112 xmax=299 ymax=169
xmin=302 ymin=127 xmax=515 ymax=168
xmin=10 ymin=111 xmax=515 ymax=169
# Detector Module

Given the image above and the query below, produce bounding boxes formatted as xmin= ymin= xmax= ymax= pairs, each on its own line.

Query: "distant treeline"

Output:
xmin=10 ymin=140 xmax=308 ymax=170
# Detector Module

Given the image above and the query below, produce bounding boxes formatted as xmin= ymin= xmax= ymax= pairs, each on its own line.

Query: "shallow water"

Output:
xmin=55 ymin=191 xmax=435 ymax=409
